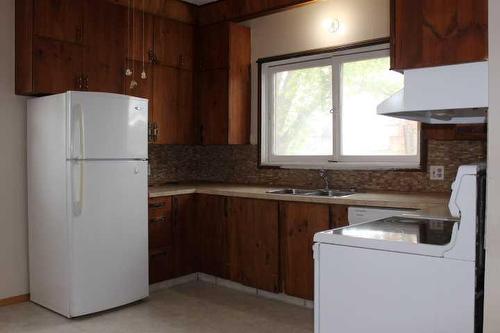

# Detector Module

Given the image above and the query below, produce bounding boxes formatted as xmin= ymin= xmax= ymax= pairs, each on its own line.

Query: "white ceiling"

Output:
xmin=182 ymin=0 xmax=218 ymax=5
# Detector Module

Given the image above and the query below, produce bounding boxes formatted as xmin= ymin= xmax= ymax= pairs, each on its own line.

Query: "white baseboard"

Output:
xmin=150 ymin=272 xmax=314 ymax=309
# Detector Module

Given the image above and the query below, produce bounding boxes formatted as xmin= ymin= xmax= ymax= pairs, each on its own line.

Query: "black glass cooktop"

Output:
xmin=333 ymin=217 xmax=457 ymax=245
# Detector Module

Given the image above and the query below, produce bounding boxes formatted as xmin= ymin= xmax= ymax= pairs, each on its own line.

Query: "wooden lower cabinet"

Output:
xmin=149 ymin=247 xmax=174 ymax=284
xmin=279 ymin=202 xmax=331 ymax=300
xmin=196 ymin=194 xmax=228 ymax=278
xmin=172 ymin=194 xmax=198 ymax=277
xmin=227 ymin=197 xmax=280 ymax=292
xmin=148 ymin=194 xmax=349 ymax=298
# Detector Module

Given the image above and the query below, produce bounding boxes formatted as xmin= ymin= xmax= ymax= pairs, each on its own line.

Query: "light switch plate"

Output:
xmin=430 ymin=165 xmax=445 ymax=180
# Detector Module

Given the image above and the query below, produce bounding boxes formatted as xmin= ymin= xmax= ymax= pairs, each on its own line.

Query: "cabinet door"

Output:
xmin=173 ymin=195 xmax=198 ymax=277
xmin=148 ymin=197 xmax=173 ymax=250
xmin=152 ymin=65 xmax=178 ymax=144
xmin=149 ymin=247 xmax=174 ymax=284
xmin=34 ymin=0 xmax=84 ymax=43
xmin=227 ymin=198 xmax=280 ymax=292
xmin=33 ymin=37 xmax=83 ymax=94
xmin=196 ymin=195 xmax=228 ymax=278
xmin=279 ymin=202 xmax=330 ymax=300
xmin=129 ymin=10 xmax=154 ymax=63
xmin=154 ymin=18 xmax=194 ymax=70
xmin=392 ymin=0 xmax=488 ymax=69
xmin=177 ymin=69 xmax=196 ymax=144
xmin=198 ymin=22 xmax=229 ymax=70
xmin=199 ymin=69 xmax=229 ymax=145
xmin=152 ymin=66 xmax=195 ymax=144
xmin=83 ymin=0 xmax=126 ymax=93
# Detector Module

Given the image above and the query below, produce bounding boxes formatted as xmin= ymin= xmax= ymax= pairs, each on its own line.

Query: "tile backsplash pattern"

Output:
xmin=149 ymin=140 xmax=486 ymax=193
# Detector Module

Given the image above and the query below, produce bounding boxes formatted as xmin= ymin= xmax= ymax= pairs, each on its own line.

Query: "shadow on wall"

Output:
xmin=149 ymin=140 xmax=486 ymax=193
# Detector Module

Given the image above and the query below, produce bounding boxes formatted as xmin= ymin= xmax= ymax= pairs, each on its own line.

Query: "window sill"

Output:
xmin=260 ymin=161 xmax=423 ymax=171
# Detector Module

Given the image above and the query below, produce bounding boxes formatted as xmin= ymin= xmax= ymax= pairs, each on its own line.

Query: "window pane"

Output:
xmin=273 ymin=65 xmax=333 ymax=156
xmin=341 ymin=57 xmax=418 ymax=156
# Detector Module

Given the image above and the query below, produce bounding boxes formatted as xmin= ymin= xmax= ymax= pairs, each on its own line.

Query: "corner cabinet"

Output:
xmin=391 ymin=0 xmax=488 ymax=70
xmin=16 ymin=0 xmax=126 ymax=95
xmin=198 ymin=22 xmax=251 ymax=145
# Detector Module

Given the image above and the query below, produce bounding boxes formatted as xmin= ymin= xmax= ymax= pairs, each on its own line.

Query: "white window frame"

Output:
xmin=260 ymin=43 xmax=421 ymax=170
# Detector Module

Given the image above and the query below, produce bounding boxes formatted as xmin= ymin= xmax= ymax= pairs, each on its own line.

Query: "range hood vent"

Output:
xmin=377 ymin=62 xmax=488 ymax=124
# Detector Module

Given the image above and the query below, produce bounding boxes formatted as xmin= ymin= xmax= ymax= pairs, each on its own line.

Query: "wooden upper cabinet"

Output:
xmin=198 ymin=23 xmax=229 ymax=71
xmin=279 ymin=202 xmax=330 ymax=300
xmin=227 ymin=197 xmax=280 ymax=292
xmin=153 ymin=17 xmax=194 ymax=70
xmin=33 ymin=37 xmax=83 ymax=94
xmin=391 ymin=0 xmax=488 ymax=70
xmin=199 ymin=69 xmax=229 ymax=144
xmin=34 ymin=0 xmax=84 ymax=43
xmin=83 ymin=0 xmax=126 ymax=94
xmin=198 ymin=22 xmax=251 ymax=145
xmin=128 ymin=10 xmax=154 ymax=63
xmin=152 ymin=65 xmax=196 ymax=144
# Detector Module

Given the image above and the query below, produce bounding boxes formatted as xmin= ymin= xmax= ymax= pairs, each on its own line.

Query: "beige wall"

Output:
xmin=484 ymin=0 xmax=500 ymax=331
xmin=242 ymin=0 xmax=390 ymax=144
xmin=0 ymin=0 xmax=29 ymax=299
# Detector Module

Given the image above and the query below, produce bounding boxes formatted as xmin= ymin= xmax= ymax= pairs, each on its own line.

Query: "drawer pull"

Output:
xmin=149 ymin=202 xmax=166 ymax=209
xmin=150 ymin=217 xmax=167 ymax=224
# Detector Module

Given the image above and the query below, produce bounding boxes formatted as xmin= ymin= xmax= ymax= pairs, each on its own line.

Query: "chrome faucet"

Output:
xmin=319 ymin=169 xmax=330 ymax=190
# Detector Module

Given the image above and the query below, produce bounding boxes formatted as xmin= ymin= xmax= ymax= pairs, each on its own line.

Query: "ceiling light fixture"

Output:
xmin=323 ymin=18 xmax=341 ymax=34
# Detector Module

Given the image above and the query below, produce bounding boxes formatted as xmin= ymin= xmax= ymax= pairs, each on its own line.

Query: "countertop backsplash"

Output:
xmin=149 ymin=140 xmax=486 ymax=193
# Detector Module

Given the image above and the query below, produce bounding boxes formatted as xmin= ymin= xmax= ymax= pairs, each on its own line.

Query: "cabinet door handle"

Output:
xmin=83 ymin=76 xmax=89 ymax=90
xmin=149 ymin=201 xmax=166 ymax=209
xmin=76 ymin=76 xmax=83 ymax=90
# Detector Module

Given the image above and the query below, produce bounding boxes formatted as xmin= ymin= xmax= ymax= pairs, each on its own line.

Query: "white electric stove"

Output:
xmin=313 ymin=164 xmax=486 ymax=333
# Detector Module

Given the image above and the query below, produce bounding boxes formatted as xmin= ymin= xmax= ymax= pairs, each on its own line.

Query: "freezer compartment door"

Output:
xmin=68 ymin=92 xmax=148 ymax=160
xmin=68 ymin=160 xmax=148 ymax=317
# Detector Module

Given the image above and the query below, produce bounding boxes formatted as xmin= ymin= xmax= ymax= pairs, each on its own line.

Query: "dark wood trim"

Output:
xmin=197 ymin=0 xmax=318 ymax=26
xmin=0 ymin=294 xmax=30 ymax=307
xmin=257 ymin=37 xmax=390 ymax=64
xmin=389 ymin=0 xmax=396 ymax=70
xmin=105 ymin=0 xmax=197 ymax=24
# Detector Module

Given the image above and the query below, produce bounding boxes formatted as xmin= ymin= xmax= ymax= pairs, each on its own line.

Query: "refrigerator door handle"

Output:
xmin=71 ymin=104 xmax=85 ymax=159
xmin=71 ymin=161 xmax=84 ymax=216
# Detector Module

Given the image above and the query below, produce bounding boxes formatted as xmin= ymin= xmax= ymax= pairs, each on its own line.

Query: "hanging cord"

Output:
xmin=125 ymin=0 xmax=132 ymax=77
xmin=130 ymin=0 xmax=138 ymax=89
xmin=141 ymin=0 xmax=147 ymax=79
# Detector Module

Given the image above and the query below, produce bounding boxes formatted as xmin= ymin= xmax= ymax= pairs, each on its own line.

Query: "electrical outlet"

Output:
xmin=429 ymin=165 xmax=445 ymax=180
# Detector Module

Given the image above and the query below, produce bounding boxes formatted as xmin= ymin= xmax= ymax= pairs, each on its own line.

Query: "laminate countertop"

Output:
xmin=149 ymin=183 xmax=451 ymax=211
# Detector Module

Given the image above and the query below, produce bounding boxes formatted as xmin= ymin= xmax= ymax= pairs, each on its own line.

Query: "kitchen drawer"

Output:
xmin=148 ymin=197 xmax=172 ymax=218
xmin=149 ymin=247 xmax=174 ymax=284
xmin=149 ymin=214 xmax=173 ymax=249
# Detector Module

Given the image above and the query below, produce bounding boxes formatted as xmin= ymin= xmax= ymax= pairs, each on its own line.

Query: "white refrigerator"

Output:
xmin=27 ymin=91 xmax=149 ymax=318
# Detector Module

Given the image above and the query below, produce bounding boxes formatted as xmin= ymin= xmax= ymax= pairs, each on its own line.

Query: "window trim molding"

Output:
xmin=257 ymin=38 xmax=423 ymax=171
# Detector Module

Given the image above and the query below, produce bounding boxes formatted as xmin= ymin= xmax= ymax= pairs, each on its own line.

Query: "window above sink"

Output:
xmin=259 ymin=43 xmax=421 ymax=170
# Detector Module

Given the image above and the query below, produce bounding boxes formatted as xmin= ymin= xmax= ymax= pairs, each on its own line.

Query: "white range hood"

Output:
xmin=377 ymin=61 xmax=488 ymax=124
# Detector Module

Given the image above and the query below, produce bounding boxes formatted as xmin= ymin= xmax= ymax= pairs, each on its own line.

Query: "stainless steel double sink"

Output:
xmin=266 ymin=188 xmax=355 ymax=198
